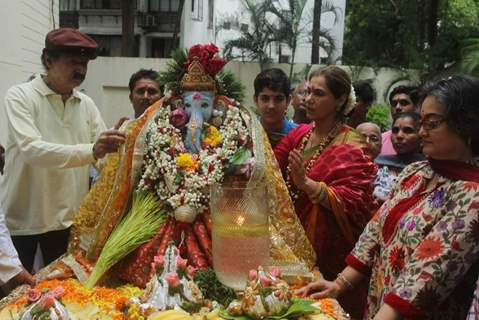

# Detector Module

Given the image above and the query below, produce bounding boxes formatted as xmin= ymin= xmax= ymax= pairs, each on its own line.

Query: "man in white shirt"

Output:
xmin=1 ymin=28 xmax=125 ymax=273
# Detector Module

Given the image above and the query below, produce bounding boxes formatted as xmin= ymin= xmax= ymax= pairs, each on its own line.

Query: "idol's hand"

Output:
xmin=295 ymin=279 xmax=342 ymax=299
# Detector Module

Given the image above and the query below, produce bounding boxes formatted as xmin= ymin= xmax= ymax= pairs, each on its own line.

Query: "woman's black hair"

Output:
xmin=392 ymin=111 xmax=420 ymax=126
xmin=419 ymin=75 xmax=479 ymax=155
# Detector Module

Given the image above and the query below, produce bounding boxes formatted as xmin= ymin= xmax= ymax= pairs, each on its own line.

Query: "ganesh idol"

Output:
xmin=69 ymin=44 xmax=316 ymax=288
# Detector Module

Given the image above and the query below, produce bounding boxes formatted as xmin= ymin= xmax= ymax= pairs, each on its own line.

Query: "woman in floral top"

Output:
xmin=297 ymin=75 xmax=479 ymax=320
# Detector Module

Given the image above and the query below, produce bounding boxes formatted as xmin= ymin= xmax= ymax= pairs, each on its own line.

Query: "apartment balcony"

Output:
xmin=137 ymin=11 xmax=178 ymax=33
xmin=59 ymin=11 xmax=79 ymax=28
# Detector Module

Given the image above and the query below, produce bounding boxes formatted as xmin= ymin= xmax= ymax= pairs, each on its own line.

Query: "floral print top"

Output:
xmin=347 ymin=160 xmax=479 ymax=319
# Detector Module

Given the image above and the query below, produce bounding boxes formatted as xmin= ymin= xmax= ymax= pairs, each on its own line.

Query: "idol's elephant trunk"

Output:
xmin=185 ymin=110 xmax=203 ymax=154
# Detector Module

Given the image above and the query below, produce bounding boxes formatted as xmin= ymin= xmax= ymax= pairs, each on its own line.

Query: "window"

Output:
xmin=60 ymin=0 xmax=77 ymax=10
xmin=191 ymin=0 xmax=203 ymax=21
xmin=80 ymin=0 xmax=121 ymax=9
xmin=149 ymin=0 xmax=179 ymax=12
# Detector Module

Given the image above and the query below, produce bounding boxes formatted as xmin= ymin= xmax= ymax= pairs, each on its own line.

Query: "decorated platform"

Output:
xmin=1 ymin=44 xmax=349 ymax=319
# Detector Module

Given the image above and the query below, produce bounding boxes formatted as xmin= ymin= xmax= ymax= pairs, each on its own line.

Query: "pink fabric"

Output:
xmin=380 ymin=130 xmax=397 ymax=155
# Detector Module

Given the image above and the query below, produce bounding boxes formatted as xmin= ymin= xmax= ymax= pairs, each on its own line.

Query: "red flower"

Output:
xmin=259 ymin=275 xmax=271 ymax=287
xmin=176 ymin=256 xmax=188 ymax=270
xmin=248 ymin=269 xmax=258 ymax=281
xmin=269 ymin=266 xmax=281 ymax=278
xmin=169 ymin=108 xmax=188 ymax=129
xmin=388 ymin=246 xmax=406 ymax=272
xmin=26 ymin=288 xmax=41 ymax=302
xmin=415 ymin=237 xmax=443 ymax=261
xmin=165 ymin=272 xmax=181 ymax=288
xmin=39 ymin=292 xmax=56 ymax=309
xmin=205 ymin=43 xmax=219 ymax=55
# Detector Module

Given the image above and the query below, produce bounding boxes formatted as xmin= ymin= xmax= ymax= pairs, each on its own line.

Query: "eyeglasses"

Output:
xmin=391 ymin=126 xmax=417 ymax=134
xmin=420 ymin=114 xmax=446 ymax=131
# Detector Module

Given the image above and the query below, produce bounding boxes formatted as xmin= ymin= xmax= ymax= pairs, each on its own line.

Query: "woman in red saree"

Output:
xmin=274 ymin=66 xmax=377 ymax=318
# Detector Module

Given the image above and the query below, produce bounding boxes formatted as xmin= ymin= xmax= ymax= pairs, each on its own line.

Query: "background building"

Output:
xmin=58 ymin=0 xmax=345 ymax=63
xmin=0 ymin=1 xmax=59 ymax=146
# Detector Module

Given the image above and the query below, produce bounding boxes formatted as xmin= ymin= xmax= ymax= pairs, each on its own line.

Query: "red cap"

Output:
xmin=45 ymin=28 xmax=98 ymax=59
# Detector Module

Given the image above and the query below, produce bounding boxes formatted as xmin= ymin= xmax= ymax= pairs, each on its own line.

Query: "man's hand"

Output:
xmin=92 ymin=129 xmax=126 ymax=160
xmin=1 ymin=269 xmax=35 ymax=295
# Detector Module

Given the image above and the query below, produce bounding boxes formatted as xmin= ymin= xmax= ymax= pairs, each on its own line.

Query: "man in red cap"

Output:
xmin=0 ymin=28 xmax=126 ymax=274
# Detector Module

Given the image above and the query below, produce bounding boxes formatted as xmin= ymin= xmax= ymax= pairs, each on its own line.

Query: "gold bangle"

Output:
xmin=336 ymin=272 xmax=354 ymax=291
xmin=309 ymin=181 xmax=327 ymax=204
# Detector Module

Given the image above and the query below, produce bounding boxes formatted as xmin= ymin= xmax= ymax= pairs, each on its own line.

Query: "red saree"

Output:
xmin=274 ymin=123 xmax=377 ymax=318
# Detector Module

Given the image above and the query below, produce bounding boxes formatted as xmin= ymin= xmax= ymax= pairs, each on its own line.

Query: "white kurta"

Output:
xmin=0 ymin=75 xmax=106 ymax=235
xmin=0 ymin=206 xmax=21 ymax=285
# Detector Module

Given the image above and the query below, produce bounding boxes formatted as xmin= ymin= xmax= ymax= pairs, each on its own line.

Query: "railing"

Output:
xmin=137 ymin=12 xmax=178 ymax=33
xmin=59 ymin=11 xmax=79 ymax=28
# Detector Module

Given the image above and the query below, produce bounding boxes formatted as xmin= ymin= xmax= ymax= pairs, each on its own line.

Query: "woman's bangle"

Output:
xmin=308 ymin=181 xmax=327 ymax=204
xmin=335 ymin=272 xmax=354 ymax=291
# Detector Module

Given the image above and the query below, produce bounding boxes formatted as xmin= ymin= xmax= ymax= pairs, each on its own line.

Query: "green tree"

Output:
xmin=266 ymin=0 xmax=309 ymax=79
xmin=344 ymin=0 xmax=479 ymax=78
xmin=220 ymin=0 xmax=274 ymax=71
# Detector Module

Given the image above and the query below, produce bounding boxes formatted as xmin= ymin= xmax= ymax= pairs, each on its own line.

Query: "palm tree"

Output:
xmin=311 ymin=0 xmax=322 ymax=64
xmin=266 ymin=0 xmax=308 ymax=79
xmin=221 ymin=0 xmax=274 ymax=71
xmin=310 ymin=0 xmax=341 ymax=64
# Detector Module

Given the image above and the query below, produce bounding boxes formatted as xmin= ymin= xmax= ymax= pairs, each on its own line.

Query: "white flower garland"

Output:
xmin=137 ymin=105 xmax=250 ymax=214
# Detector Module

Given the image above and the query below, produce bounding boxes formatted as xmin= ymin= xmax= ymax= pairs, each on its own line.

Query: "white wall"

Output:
xmin=181 ymin=0 xmax=215 ymax=48
xmin=0 ymin=0 xmax=59 ymax=145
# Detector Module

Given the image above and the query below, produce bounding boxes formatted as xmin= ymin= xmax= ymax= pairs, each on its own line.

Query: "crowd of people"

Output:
xmin=0 ymin=27 xmax=478 ymax=320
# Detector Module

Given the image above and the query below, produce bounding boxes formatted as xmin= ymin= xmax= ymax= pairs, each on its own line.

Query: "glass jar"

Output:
xmin=210 ymin=183 xmax=270 ymax=290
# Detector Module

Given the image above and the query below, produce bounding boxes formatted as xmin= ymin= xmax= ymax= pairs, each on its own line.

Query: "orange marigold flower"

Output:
xmin=415 ymin=237 xmax=444 ymax=261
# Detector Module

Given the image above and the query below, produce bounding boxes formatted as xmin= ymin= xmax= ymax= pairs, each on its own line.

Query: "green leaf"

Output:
xmin=302 ymin=145 xmax=321 ymax=158
xmin=219 ymin=298 xmax=317 ymax=320
xmin=267 ymin=299 xmax=317 ymax=320
xmin=230 ymin=147 xmax=251 ymax=166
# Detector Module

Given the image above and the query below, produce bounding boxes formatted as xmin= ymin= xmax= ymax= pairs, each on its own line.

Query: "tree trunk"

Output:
xmin=426 ymin=0 xmax=440 ymax=47
xmin=172 ymin=0 xmax=186 ymax=50
xmin=416 ymin=0 xmax=425 ymax=50
xmin=121 ymin=0 xmax=135 ymax=57
xmin=311 ymin=0 xmax=322 ymax=64
xmin=289 ymin=44 xmax=296 ymax=80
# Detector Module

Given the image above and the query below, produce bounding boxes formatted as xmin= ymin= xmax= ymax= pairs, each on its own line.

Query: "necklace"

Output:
xmin=285 ymin=122 xmax=343 ymax=200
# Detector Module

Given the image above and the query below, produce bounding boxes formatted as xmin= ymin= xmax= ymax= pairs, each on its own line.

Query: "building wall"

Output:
xmin=0 ymin=1 xmax=59 ymax=145
xmin=180 ymin=0 xmax=215 ymax=48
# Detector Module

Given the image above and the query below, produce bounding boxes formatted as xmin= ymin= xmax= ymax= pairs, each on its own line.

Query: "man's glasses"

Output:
xmin=419 ymin=114 xmax=446 ymax=131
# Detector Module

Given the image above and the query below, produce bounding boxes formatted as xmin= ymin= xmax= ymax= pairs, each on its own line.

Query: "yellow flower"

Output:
xmin=176 ymin=153 xmax=199 ymax=172
xmin=203 ymin=126 xmax=223 ymax=147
